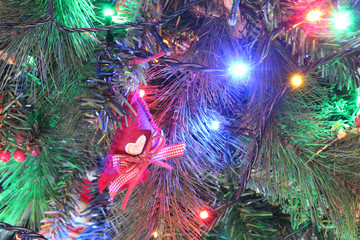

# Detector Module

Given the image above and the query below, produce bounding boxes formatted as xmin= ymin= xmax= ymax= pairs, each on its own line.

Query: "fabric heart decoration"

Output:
xmin=125 ymin=135 xmax=146 ymax=156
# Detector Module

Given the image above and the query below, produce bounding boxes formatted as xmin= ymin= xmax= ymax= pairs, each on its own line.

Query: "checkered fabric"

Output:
xmin=109 ymin=130 xmax=185 ymax=210
xmin=152 ymin=143 xmax=186 ymax=161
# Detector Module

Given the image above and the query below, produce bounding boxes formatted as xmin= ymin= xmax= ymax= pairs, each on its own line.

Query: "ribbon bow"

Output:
xmin=109 ymin=129 xmax=185 ymax=210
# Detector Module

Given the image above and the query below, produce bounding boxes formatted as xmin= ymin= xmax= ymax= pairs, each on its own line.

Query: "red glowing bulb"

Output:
xmin=200 ymin=210 xmax=209 ymax=219
xmin=139 ymin=89 xmax=145 ymax=98
xmin=306 ymin=10 xmax=322 ymax=22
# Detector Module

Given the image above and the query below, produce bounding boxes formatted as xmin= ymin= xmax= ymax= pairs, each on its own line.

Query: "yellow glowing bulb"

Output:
xmin=306 ymin=10 xmax=322 ymax=22
xmin=163 ymin=39 xmax=169 ymax=45
xmin=152 ymin=231 xmax=159 ymax=238
xmin=291 ymin=75 xmax=302 ymax=87
xmin=200 ymin=210 xmax=209 ymax=219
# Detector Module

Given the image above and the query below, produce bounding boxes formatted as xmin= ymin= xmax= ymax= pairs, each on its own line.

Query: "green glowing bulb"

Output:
xmin=333 ymin=11 xmax=352 ymax=30
xmin=104 ymin=9 xmax=114 ymax=16
xmin=27 ymin=55 xmax=34 ymax=65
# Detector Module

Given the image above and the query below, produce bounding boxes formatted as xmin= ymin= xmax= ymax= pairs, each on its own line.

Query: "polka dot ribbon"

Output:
xmin=109 ymin=130 xmax=185 ymax=210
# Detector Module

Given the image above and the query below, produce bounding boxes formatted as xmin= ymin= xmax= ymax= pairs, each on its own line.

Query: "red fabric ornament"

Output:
xmin=0 ymin=149 xmax=11 ymax=162
xmin=14 ymin=149 xmax=26 ymax=162
xmin=99 ymin=91 xmax=157 ymax=192
xmin=110 ymin=129 xmax=184 ymax=210
xmin=27 ymin=146 xmax=42 ymax=157
xmin=98 ymin=90 xmax=185 ymax=210
xmin=356 ymin=116 xmax=360 ymax=128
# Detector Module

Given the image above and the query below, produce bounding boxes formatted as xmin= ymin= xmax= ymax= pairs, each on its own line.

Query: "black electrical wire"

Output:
xmin=0 ymin=222 xmax=46 ymax=239
xmin=0 ymin=0 xmax=204 ymax=32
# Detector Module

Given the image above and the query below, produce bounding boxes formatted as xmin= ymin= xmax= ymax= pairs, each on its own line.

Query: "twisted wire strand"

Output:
xmin=130 ymin=49 xmax=227 ymax=72
xmin=0 ymin=222 xmax=46 ymax=239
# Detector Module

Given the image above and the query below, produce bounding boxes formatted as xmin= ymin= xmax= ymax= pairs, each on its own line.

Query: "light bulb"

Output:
xmin=210 ymin=121 xmax=220 ymax=130
xmin=104 ymin=9 xmax=114 ymax=16
xmin=306 ymin=10 xmax=322 ymax=22
xmin=152 ymin=231 xmax=158 ymax=238
xmin=139 ymin=89 xmax=145 ymax=98
xmin=291 ymin=75 xmax=302 ymax=87
xmin=333 ymin=12 xmax=352 ymax=30
xmin=229 ymin=62 xmax=249 ymax=77
xmin=200 ymin=210 xmax=209 ymax=219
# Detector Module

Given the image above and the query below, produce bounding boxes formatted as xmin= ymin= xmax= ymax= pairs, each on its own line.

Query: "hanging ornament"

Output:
xmin=98 ymin=90 xmax=185 ymax=210
xmin=13 ymin=149 xmax=27 ymax=162
xmin=0 ymin=149 xmax=11 ymax=162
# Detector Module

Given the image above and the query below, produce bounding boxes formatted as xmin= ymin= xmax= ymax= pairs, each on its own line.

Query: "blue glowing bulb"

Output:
xmin=229 ymin=63 xmax=249 ymax=77
xmin=211 ymin=121 xmax=220 ymax=130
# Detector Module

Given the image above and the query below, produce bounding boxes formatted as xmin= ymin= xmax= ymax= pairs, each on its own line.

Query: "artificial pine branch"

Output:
xmin=78 ymin=179 xmax=113 ymax=240
xmin=0 ymin=0 xmax=98 ymax=96
xmin=1 ymin=0 xmax=360 ymax=239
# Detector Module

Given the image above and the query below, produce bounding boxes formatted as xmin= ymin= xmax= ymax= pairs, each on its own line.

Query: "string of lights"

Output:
xmin=0 ymin=0 xmax=230 ymax=73
xmin=0 ymin=0 xmax=204 ymax=32
xmin=3 ymin=0 xmax=337 ymax=77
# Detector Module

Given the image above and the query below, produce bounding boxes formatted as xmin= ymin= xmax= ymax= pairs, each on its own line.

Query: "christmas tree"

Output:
xmin=0 ymin=0 xmax=359 ymax=239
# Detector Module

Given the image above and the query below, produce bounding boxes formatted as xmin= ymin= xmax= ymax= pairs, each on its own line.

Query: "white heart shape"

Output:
xmin=125 ymin=135 xmax=146 ymax=156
